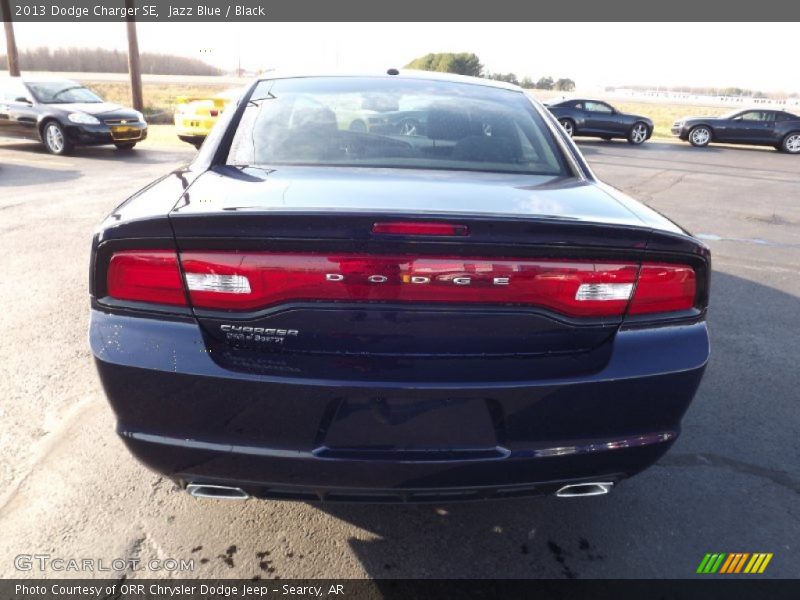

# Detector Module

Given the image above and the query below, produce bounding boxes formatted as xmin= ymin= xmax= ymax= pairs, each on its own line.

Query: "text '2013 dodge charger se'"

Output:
xmin=90 ymin=71 xmax=710 ymax=502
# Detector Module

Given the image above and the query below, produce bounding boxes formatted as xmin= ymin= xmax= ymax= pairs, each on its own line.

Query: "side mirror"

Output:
xmin=14 ymin=97 xmax=32 ymax=105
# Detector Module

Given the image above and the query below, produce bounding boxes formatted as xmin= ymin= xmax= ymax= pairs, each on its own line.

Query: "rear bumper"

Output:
xmin=91 ymin=310 xmax=709 ymax=501
xmin=123 ymin=432 xmax=671 ymax=502
xmin=177 ymin=134 xmax=207 ymax=147
xmin=174 ymin=117 xmax=214 ymax=139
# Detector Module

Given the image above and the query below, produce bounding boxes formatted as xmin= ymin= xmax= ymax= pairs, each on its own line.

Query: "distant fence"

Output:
xmin=604 ymin=89 xmax=800 ymax=108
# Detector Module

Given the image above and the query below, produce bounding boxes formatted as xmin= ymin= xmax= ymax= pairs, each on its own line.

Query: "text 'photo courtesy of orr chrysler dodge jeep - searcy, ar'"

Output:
xmin=89 ymin=71 xmax=710 ymax=503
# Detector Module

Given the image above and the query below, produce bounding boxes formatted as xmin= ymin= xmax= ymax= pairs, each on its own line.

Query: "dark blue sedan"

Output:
xmin=671 ymin=108 xmax=800 ymax=153
xmin=90 ymin=71 xmax=710 ymax=502
xmin=546 ymin=98 xmax=654 ymax=145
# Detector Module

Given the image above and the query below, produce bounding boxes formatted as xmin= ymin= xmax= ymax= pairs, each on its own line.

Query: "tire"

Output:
xmin=558 ymin=118 xmax=575 ymax=137
xmin=780 ymin=132 xmax=800 ymax=154
xmin=115 ymin=142 xmax=137 ymax=151
xmin=349 ymin=119 xmax=367 ymax=133
xmin=42 ymin=121 xmax=73 ymax=155
xmin=688 ymin=125 xmax=712 ymax=148
xmin=627 ymin=122 xmax=649 ymax=145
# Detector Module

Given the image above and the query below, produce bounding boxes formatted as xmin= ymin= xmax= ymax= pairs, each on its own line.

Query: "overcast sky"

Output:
xmin=3 ymin=22 xmax=797 ymax=92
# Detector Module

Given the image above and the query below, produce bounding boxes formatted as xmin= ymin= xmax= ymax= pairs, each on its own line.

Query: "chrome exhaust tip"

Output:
xmin=555 ymin=482 xmax=614 ymax=498
xmin=187 ymin=484 xmax=249 ymax=500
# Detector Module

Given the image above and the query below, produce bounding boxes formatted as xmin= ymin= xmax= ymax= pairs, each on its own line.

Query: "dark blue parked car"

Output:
xmin=90 ymin=71 xmax=710 ymax=502
xmin=547 ymin=99 xmax=653 ymax=145
xmin=671 ymin=109 xmax=800 ymax=152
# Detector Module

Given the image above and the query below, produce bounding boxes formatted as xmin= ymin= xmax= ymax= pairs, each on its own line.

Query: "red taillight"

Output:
xmin=180 ymin=252 xmax=641 ymax=317
xmin=105 ymin=250 xmax=697 ymax=318
xmin=209 ymin=109 xmax=219 ymax=117
xmin=106 ymin=250 xmax=186 ymax=306
xmin=628 ymin=263 xmax=696 ymax=315
xmin=372 ymin=222 xmax=469 ymax=236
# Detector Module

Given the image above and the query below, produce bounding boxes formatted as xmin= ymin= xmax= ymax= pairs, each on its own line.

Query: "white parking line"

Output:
xmin=0 ymin=154 xmax=77 ymax=168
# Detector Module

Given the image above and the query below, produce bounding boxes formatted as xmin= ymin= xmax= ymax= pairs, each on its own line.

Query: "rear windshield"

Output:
xmin=227 ymin=77 xmax=568 ymax=176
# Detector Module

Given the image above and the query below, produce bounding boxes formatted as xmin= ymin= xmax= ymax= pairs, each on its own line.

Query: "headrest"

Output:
xmin=291 ymin=106 xmax=338 ymax=132
xmin=426 ymin=107 xmax=473 ymax=141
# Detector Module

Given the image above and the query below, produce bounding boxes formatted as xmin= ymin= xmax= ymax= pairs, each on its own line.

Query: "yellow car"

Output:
xmin=174 ymin=88 xmax=241 ymax=149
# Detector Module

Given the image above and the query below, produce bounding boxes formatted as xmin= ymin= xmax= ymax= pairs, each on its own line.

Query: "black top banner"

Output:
xmin=3 ymin=0 xmax=800 ymax=21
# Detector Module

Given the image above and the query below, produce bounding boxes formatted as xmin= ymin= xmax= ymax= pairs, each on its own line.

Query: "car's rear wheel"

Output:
xmin=559 ymin=118 xmax=575 ymax=137
xmin=689 ymin=126 xmax=712 ymax=147
xmin=115 ymin=142 xmax=137 ymax=151
xmin=628 ymin=122 xmax=649 ymax=145
xmin=781 ymin=132 xmax=800 ymax=154
xmin=399 ymin=118 xmax=420 ymax=136
xmin=42 ymin=121 xmax=73 ymax=155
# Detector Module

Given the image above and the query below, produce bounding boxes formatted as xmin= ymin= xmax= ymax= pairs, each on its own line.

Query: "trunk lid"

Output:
xmin=169 ymin=167 xmax=658 ymax=362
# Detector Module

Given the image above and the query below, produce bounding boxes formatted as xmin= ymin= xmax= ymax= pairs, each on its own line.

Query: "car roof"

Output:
xmin=251 ymin=69 xmax=524 ymax=92
xmin=728 ymin=108 xmax=786 ymax=114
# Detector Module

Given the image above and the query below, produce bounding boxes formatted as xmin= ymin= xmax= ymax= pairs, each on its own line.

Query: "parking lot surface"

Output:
xmin=0 ymin=138 xmax=798 ymax=579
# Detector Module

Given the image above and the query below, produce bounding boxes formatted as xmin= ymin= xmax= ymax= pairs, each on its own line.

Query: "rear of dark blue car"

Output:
xmin=90 ymin=73 xmax=709 ymax=502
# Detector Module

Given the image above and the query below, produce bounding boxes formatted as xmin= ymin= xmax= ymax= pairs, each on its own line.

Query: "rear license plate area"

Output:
xmin=318 ymin=396 xmax=499 ymax=458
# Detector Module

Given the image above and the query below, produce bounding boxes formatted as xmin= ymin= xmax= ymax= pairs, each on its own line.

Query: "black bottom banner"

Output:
xmin=3 ymin=579 xmax=800 ymax=600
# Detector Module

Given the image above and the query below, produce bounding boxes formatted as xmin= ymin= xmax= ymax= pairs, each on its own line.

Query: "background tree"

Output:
xmin=554 ymin=78 xmax=576 ymax=92
xmin=0 ymin=46 xmax=222 ymax=76
xmin=486 ymin=72 xmax=519 ymax=86
xmin=520 ymin=76 xmax=535 ymax=89
xmin=722 ymin=87 xmax=744 ymax=97
xmin=535 ymin=76 xmax=554 ymax=90
xmin=404 ymin=52 xmax=483 ymax=77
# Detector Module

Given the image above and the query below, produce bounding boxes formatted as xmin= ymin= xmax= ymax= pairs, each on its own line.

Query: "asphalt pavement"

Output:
xmin=0 ymin=136 xmax=798 ymax=579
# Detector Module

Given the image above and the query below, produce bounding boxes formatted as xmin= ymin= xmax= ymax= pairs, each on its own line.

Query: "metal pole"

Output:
xmin=125 ymin=0 xmax=144 ymax=112
xmin=1 ymin=0 xmax=21 ymax=76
